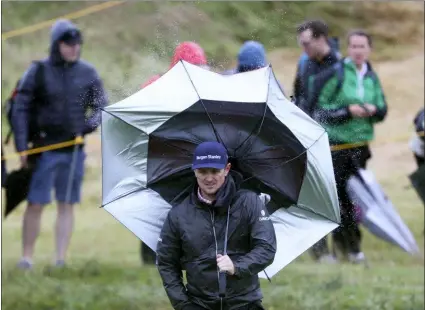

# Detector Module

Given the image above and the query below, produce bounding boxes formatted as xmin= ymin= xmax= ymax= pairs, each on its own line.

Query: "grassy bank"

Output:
xmin=2 ymin=1 xmax=423 ymax=104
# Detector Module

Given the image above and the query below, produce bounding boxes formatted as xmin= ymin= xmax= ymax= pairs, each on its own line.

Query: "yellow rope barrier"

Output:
xmin=1 ymin=137 xmax=84 ymax=161
xmin=1 ymin=1 xmax=423 ymax=160
xmin=1 ymin=1 xmax=126 ymax=41
xmin=2 ymin=131 xmax=423 ymax=161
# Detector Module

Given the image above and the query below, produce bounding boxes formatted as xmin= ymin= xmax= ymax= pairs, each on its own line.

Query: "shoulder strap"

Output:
xmin=299 ymin=55 xmax=308 ymax=77
xmin=307 ymin=61 xmax=341 ymax=114
xmin=329 ymin=61 xmax=345 ymax=103
xmin=335 ymin=62 xmax=345 ymax=91
xmin=33 ymin=60 xmax=45 ymax=98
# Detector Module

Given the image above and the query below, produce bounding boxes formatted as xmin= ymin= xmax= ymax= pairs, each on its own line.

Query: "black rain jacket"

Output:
xmin=156 ymin=172 xmax=277 ymax=310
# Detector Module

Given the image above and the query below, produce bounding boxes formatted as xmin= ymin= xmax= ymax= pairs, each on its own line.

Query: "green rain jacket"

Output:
xmin=308 ymin=58 xmax=388 ymax=145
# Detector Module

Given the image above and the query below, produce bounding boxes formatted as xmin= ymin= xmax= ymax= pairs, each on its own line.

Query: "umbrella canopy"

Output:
xmin=101 ymin=61 xmax=340 ymax=278
xmin=3 ymin=153 xmax=39 ymax=218
xmin=3 ymin=167 xmax=33 ymax=217
xmin=347 ymin=168 xmax=420 ymax=255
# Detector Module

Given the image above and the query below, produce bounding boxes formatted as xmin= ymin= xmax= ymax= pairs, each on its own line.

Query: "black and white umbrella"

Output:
xmin=101 ymin=61 xmax=340 ymax=278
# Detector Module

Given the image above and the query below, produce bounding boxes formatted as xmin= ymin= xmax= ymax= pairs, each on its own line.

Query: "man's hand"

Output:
xmin=348 ymin=104 xmax=369 ymax=118
xmin=217 ymin=254 xmax=235 ymax=275
xmin=363 ymin=103 xmax=377 ymax=116
xmin=20 ymin=155 xmax=28 ymax=168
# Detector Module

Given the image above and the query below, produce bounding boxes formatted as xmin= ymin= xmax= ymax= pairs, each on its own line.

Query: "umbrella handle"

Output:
xmin=218 ymin=272 xmax=226 ymax=297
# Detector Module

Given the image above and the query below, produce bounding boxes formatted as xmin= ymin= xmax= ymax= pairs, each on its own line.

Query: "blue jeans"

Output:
xmin=28 ymin=149 xmax=86 ymax=205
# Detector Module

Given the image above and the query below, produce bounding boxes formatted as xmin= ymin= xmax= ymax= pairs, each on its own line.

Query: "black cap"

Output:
xmin=60 ymin=29 xmax=82 ymax=45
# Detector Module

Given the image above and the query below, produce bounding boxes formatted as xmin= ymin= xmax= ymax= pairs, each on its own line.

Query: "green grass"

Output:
xmin=2 ymin=2 xmax=425 ymax=310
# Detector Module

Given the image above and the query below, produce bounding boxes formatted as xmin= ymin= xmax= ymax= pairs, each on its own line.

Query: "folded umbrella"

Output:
xmin=101 ymin=61 xmax=340 ymax=278
xmin=3 ymin=167 xmax=33 ymax=217
xmin=347 ymin=168 xmax=420 ymax=255
xmin=3 ymin=154 xmax=39 ymax=218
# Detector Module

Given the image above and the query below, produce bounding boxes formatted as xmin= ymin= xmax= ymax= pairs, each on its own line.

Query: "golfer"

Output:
xmin=157 ymin=141 xmax=277 ymax=310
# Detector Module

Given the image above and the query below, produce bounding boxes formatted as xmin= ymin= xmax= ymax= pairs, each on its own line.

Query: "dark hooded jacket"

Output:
xmin=292 ymin=46 xmax=340 ymax=116
xmin=156 ymin=172 xmax=276 ymax=310
xmin=11 ymin=19 xmax=107 ymax=152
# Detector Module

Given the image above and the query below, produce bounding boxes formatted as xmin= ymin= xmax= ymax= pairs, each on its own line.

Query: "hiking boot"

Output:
xmin=348 ymin=252 xmax=366 ymax=264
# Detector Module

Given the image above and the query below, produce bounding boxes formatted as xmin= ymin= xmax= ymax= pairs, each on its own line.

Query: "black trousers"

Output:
xmin=414 ymin=154 xmax=424 ymax=168
xmin=310 ymin=145 xmax=371 ymax=259
xmin=332 ymin=145 xmax=370 ymax=255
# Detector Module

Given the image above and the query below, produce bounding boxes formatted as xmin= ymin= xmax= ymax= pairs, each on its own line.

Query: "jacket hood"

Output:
xmin=50 ymin=19 xmax=82 ymax=65
xmin=237 ymin=41 xmax=267 ymax=72
xmin=170 ymin=41 xmax=207 ymax=69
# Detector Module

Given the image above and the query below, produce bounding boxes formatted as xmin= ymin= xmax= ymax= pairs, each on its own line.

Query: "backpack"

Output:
xmin=4 ymin=61 xmax=45 ymax=147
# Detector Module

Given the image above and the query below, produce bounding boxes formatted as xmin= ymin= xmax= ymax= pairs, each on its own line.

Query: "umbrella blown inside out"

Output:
xmin=101 ymin=60 xmax=340 ymax=278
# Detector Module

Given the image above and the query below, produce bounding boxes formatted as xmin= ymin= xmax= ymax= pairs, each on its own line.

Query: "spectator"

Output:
xmin=222 ymin=40 xmax=267 ymax=75
xmin=141 ymin=41 xmax=208 ymax=88
xmin=292 ymin=20 xmax=341 ymax=116
xmin=222 ymin=40 xmax=288 ymax=96
xmin=12 ymin=19 xmax=107 ymax=269
xmin=157 ymin=141 xmax=276 ymax=310
xmin=292 ymin=20 xmax=341 ymax=263
xmin=309 ymin=29 xmax=388 ymax=263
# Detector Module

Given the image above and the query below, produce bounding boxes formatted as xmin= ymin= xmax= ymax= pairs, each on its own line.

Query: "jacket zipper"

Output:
xmin=209 ymin=208 xmax=223 ymax=309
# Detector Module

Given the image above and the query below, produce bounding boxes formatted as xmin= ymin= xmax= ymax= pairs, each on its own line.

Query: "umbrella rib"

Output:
xmin=180 ymin=61 xmax=228 ymax=151
xmin=242 ymin=130 xmax=327 ymax=184
xmin=150 ymin=134 xmax=194 ymax=158
xmin=293 ymin=203 xmax=340 ymax=225
xmin=101 ymin=186 xmax=146 ymax=208
xmin=234 ymin=102 xmax=269 ymax=156
xmin=241 ymin=147 xmax=306 ymax=183
xmin=241 ymin=131 xmax=337 ymax=221
xmin=101 ymin=108 xmax=149 ymax=136
xmin=234 ymin=69 xmax=271 ymax=156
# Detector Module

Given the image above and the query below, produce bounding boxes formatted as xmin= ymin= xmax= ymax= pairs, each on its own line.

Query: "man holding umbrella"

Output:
xmin=156 ymin=141 xmax=277 ymax=310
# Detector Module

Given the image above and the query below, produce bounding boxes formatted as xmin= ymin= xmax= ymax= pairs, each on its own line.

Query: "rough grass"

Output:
xmin=1 ymin=2 xmax=425 ymax=310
